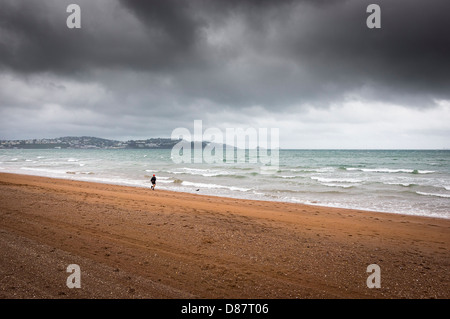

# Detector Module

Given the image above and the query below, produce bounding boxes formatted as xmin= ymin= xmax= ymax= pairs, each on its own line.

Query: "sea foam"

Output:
xmin=346 ymin=167 xmax=435 ymax=174
xmin=416 ymin=192 xmax=450 ymax=198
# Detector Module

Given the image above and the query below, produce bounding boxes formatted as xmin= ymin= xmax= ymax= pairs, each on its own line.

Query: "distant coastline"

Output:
xmin=1 ymin=136 xmax=447 ymax=151
xmin=0 ymin=136 xmax=183 ymax=150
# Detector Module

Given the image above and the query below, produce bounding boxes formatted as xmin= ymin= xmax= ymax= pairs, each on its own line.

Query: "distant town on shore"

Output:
xmin=0 ymin=136 xmax=184 ymax=149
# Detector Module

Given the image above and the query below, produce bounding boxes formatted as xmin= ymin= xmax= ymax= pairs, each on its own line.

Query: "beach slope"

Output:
xmin=0 ymin=172 xmax=448 ymax=298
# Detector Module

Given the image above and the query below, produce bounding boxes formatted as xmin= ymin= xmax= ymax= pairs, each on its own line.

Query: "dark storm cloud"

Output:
xmin=119 ymin=0 xmax=201 ymax=49
xmin=0 ymin=0 xmax=206 ymax=75
xmin=293 ymin=0 xmax=450 ymax=105
xmin=0 ymin=0 xmax=449 ymax=132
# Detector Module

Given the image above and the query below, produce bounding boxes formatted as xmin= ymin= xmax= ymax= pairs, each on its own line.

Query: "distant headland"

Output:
xmin=0 ymin=136 xmax=185 ymax=149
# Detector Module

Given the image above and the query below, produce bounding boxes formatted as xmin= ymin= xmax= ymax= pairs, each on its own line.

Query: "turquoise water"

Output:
xmin=0 ymin=149 xmax=449 ymax=219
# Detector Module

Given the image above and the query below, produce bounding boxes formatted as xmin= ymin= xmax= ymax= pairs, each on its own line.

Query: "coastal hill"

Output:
xmin=0 ymin=136 xmax=186 ymax=149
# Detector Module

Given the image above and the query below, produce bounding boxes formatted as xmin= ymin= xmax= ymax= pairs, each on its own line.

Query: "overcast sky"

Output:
xmin=0 ymin=0 xmax=449 ymax=149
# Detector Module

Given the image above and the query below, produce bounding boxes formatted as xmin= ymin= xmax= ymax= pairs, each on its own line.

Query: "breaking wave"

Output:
xmin=346 ymin=168 xmax=435 ymax=174
xmin=311 ymin=176 xmax=363 ymax=183
xmin=181 ymin=181 xmax=250 ymax=192
xmin=416 ymin=192 xmax=450 ymax=199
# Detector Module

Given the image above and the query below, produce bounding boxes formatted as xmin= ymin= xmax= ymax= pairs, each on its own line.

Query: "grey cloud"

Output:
xmin=0 ymin=0 xmax=449 ymax=143
xmin=1 ymin=0 xmax=449 ymax=108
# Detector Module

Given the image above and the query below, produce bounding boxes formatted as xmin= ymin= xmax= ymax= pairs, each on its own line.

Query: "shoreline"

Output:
xmin=0 ymin=172 xmax=449 ymax=298
xmin=1 ymin=169 xmax=448 ymax=221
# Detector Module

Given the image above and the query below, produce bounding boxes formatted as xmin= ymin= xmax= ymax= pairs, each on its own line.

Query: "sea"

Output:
xmin=0 ymin=149 xmax=449 ymax=219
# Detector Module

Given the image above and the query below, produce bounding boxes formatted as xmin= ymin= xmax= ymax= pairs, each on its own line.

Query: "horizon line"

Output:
xmin=0 ymin=135 xmax=448 ymax=151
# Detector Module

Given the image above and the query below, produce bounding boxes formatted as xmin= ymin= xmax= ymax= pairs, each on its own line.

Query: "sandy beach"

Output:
xmin=0 ymin=172 xmax=448 ymax=299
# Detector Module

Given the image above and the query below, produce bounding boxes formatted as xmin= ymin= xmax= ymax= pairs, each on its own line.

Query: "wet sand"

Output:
xmin=0 ymin=172 xmax=449 ymax=299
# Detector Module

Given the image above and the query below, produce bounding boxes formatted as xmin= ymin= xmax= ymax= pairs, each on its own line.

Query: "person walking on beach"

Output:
xmin=151 ymin=174 xmax=156 ymax=190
